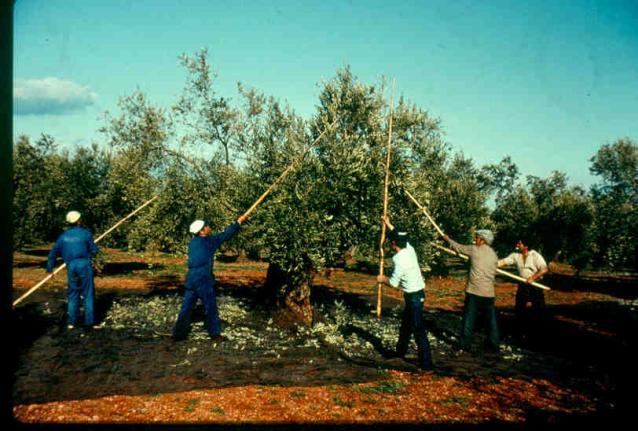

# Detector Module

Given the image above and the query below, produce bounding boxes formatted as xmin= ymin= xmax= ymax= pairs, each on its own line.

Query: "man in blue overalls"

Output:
xmin=172 ymin=214 xmax=247 ymax=342
xmin=47 ymin=211 xmax=99 ymax=329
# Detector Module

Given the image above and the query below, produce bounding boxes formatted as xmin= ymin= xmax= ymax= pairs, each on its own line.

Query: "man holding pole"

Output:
xmin=498 ymin=240 xmax=548 ymax=321
xmin=442 ymin=230 xmax=500 ymax=353
xmin=172 ymin=214 xmax=247 ymax=342
xmin=376 ymin=217 xmax=434 ymax=372
xmin=47 ymin=211 xmax=99 ymax=330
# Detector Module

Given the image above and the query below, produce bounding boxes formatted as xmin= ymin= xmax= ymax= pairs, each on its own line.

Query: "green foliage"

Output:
xmin=589 ymin=138 xmax=638 ymax=269
xmin=479 ymin=156 xmax=520 ymax=200
xmin=13 ymin=134 xmax=59 ymax=247
xmin=172 ymin=48 xmax=240 ymax=166
xmin=12 ymin=49 xmax=635 ymax=278
xmin=491 ymin=171 xmax=594 ymax=268
xmin=13 ymin=134 xmax=112 ymax=248
xmin=232 ymin=85 xmax=314 ymax=279
xmin=430 ymin=153 xmax=491 ymax=241
xmin=354 ymin=380 xmax=406 ymax=395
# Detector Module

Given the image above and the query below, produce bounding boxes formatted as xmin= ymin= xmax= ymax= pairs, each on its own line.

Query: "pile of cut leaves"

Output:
xmin=101 ymin=293 xmax=530 ymax=365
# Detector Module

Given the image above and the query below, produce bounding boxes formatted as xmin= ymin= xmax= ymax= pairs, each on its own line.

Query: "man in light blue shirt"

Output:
xmin=377 ymin=217 xmax=434 ymax=371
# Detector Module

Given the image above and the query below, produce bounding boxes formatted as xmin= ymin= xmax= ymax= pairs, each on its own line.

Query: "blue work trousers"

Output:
xmin=66 ymin=258 xmax=95 ymax=326
xmin=173 ymin=278 xmax=221 ymax=340
xmin=460 ymin=293 xmax=499 ymax=350
xmin=397 ymin=290 xmax=434 ymax=370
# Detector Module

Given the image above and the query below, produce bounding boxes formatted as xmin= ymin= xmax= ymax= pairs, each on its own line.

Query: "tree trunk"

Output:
xmin=263 ymin=263 xmax=314 ymax=327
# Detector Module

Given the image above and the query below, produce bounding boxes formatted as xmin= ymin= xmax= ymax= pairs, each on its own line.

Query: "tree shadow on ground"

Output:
xmin=13 ymin=261 xmax=47 ymax=269
xmin=310 ymin=279 xmax=632 ymax=401
xmin=20 ymin=248 xmax=50 ymax=257
xmin=13 ymin=279 xmax=385 ymax=404
xmin=543 ymin=273 xmax=638 ymax=299
xmin=147 ymin=275 xmax=182 ymax=293
xmin=99 ymin=261 xmax=162 ymax=276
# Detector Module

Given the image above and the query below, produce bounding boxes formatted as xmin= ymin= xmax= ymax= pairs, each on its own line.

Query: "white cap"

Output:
xmin=189 ymin=219 xmax=205 ymax=234
xmin=475 ymin=229 xmax=494 ymax=245
xmin=66 ymin=211 xmax=81 ymax=224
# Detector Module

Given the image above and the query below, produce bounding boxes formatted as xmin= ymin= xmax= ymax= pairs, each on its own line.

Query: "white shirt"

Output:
xmin=499 ymin=250 xmax=547 ymax=279
xmin=389 ymin=243 xmax=425 ymax=293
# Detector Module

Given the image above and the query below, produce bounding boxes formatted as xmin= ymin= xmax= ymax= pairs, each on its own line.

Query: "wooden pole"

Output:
xmin=403 ymin=187 xmax=551 ymax=291
xmin=95 ymin=195 xmax=159 ymax=242
xmin=13 ymin=195 xmax=159 ymax=307
xmin=431 ymin=242 xmax=551 ymax=291
xmin=377 ymin=79 xmax=395 ymax=319
xmin=403 ymin=188 xmax=445 ymax=238
xmin=239 ymin=120 xmax=337 ymax=220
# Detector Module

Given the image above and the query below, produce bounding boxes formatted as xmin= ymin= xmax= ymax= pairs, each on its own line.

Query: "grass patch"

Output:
xmin=210 ymin=406 xmax=225 ymax=415
xmin=376 ymin=367 xmax=388 ymax=377
xmin=184 ymin=398 xmax=201 ymax=413
xmin=354 ymin=380 xmax=406 ymax=395
xmin=333 ymin=396 xmax=354 ymax=408
xmin=289 ymin=390 xmax=306 ymax=399
xmin=438 ymin=396 xmax=469 ymax=406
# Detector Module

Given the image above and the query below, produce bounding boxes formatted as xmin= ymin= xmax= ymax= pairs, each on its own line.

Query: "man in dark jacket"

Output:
xmin=172 ymin=214 xmax=247 ymax=342
xmin=47 ymin=211 xmax=99 ymax=329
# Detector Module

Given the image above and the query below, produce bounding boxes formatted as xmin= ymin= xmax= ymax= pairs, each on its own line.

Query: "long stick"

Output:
xmin=239 ymin=120 xmax=337 ymax=220
xmin=403 ymin=188 xmax=551 ymax=290
xmin=432 ymin=242 xmax=551 ymax=290
xmin=377 ymin=79 xmax=395 ymax=319
xmin=404 ymin=188 xmax=445 ymax=238
xmin=13 ymin=265 xmax=68 ymax=308
xmin=13 ymin=195 xmax=159 ymax=307
xmin=95 ymin=195 xmax=159 ymax=242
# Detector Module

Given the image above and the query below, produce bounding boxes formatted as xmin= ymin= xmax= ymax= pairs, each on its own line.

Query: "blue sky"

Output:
xmin=13 ymin=0 xmax=638 ymax=187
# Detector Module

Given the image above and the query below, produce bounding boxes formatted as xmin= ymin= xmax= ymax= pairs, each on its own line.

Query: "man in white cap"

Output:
xmin=47 ymin=211 xmax=99 ymax=329
xmin=172 ymin=213 xmax=248 ymax=342
xmin=442 ymin=229 xmax=500 ymax=352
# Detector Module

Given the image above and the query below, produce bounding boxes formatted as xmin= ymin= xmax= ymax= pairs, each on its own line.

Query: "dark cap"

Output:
xmin=390 ymin=229 xmax=409 ymax=248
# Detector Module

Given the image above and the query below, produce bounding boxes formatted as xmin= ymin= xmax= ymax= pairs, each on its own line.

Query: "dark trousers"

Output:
xmin=515 ymin=283 xmax=546 ymax=317
xmin=173 ymin=282 xmax=221 ymax=340
xmin=66 ymin=258 xmax=95 ymax=326
xmin=397 ymin=290 xmax=434 ymax=370
xmin=460 ymin=293 xmax=499 ymax=350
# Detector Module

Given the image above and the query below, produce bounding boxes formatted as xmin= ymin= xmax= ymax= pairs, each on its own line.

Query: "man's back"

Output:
xmin=390 ymin=244 xmax=425 ymax=293
xmin=448 ymin=239 xmax=497 ymax=297
xmin=48 ymin=226 xmax=98 ymax=271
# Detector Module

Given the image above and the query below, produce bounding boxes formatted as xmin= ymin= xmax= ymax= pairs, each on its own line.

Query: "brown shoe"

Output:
xmin=211 ymin=335 xmax=227 ymax=343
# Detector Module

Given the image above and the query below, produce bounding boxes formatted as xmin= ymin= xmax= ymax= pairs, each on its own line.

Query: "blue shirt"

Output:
xmin=389 ymin=243 xmax=426 ymax=293
xmin=47 ymin=226 xmax=99 ymax=272
xmin=185 ymin=221 xmax=240 ymax=288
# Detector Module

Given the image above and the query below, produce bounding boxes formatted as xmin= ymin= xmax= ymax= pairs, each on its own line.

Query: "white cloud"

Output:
xmin=14 ymin=77 xmax=97 ymax=115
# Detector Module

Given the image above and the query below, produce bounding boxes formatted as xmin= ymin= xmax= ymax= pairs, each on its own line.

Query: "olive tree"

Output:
xmin=236 ymin=67 xmax=453 ymax=325
xmin=491 ymin=171 xmax=594 ymax=268
xmin=13 ymin=134 xmax=112 ymax=248
xmin=589 ymin=138 xmax=638 ymax=269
